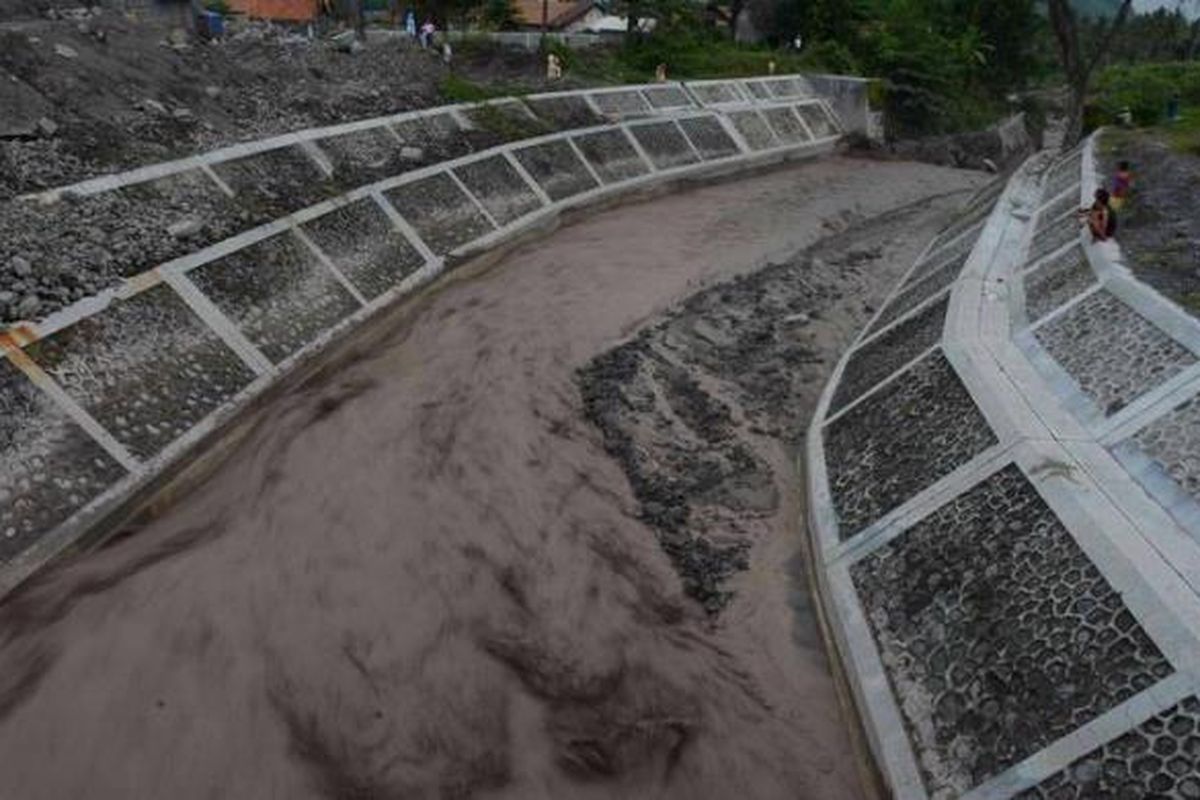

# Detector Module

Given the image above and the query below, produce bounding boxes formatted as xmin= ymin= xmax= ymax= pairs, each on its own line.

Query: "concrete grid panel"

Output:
xmin=461 ymin=101 xmax=552 ymax=145
xmin=524 ymin=95 xmax=604 ymax=131
xmin=210 ymin=144 xmax=335 ymax=223
xmin=1023 ymin=245 xmax=1097 ymax=324
xmin=823 ymin=348 xmax=998 ymax=540
xmin=512 ymin=140 xmax=600 ymax=201
xmin=743 ymin=80 xmax=772 ymax=100
xmin=928 ymin=204 xmax=991 ymax=253
xmin=867 ymin=257 xmax=964 ymax=337
xmin=1035 ymin=188 xmax=1082 ymax=234
xmin=24 ymin=284 xmax=257 ymax=461
xmin=796 ymin=102 xmax=839 ymax=139
xmin=640 ymin=85 xmax=692 ymax=109
xmin=830 ymin=295 xmax=949 ymax=415
xmin=910 ymin=222 xmax=985 ymax=287
xmin=1026 ymin=214 xmax=1083 ymax=266
xmin=390 ymin=113 xmax=477 ymax=163
xmin=766 ymin=78 xmax=801 ymax=98
xmin=851 ymin=463 xmax=1174 ymax=798
xmin=1033 ymin=290 xmax=1198 ymax=418
xmin=187 ymin=232 xmax=361 ymax=365
xmin=383 ymin=172 xmax=496 ymax=255
xmin=589 ymin=90 xmax=651 ymax=117
xmin=570 ymin=130 xmax=650 ymax=184
xmin=905 ymin=249 xmax=972 ymax=292
xmin=627 ymin=122 xmax=699 ymax=170
xmin=727 ymin=110 xmax=778 ymax=151
xmin=1126 ymin=393 xmax=1200 ymax=510
xmin=675 ymin=116 xmax=741 ymax=160
xmin=452 ymin=155 xmax=544 ymax=226
xmin=0 ymin=357 xmax=126 ymax=563
xmin=300 ymin=199 xmax=426 ymax=300
xmin=761 ymin=107 xmax=811 ymax=144
xmin=1044 ymin=152 xmax=1084 ymax=202
xmin=1015 ymin=696 xmax=1200 ymax=798
xmin=318 ymin=125 xmax=415 ymax=188
xmin=687 ymin=82 xmax=740 ymax=105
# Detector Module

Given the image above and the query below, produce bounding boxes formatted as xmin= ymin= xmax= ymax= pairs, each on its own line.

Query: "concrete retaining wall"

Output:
xmin=808 ymin=134 xmax=1200 ymax=798
xmin=802 ymin=73 xmax=871 ymax=137
xmin=0 ymin=76 xmax=847 ymax=597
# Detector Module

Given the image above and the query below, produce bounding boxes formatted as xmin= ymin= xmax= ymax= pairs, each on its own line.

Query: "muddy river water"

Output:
xmin=0 ymin=156 xmax=984 ymax=799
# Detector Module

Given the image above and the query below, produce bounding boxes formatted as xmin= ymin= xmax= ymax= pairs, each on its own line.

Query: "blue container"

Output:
xmin=200 ymin=10 xmax=224 ymax=38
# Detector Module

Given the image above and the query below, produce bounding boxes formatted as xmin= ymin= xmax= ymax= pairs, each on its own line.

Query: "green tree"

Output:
xmin=954 ymin=0 xmax=1039 ymax=93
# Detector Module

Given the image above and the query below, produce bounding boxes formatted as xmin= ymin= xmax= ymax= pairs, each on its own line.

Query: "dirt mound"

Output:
xmin=0 ymin=13 xmax=550 ymax=198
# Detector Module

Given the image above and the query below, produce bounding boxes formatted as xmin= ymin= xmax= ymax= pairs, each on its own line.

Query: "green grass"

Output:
xmin=1090 ymin=61 xmax=1200 ymax=129
xmin=1100 ymin=106 xmax=1200 ymax=158
xmin=469 ymin=101 xmax=554 ymax=141
xmin=445 ymin=30 xmax=845 ymax=94
xmin=1162 ymin=107 xmax=1200 ymax=156
xmin=439 ymin=74 xmax=530 ymax=104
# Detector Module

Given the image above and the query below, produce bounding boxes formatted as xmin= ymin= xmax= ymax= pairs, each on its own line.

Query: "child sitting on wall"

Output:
xmin=1081 ymin=188 xmax=1117 ymax=242
xmin=1110 ymin=161 xmax=1133 ymax=211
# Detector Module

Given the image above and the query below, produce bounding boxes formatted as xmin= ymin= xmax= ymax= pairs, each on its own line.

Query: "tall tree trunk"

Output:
xmin=1046 ymin=0 xmax=1134 ymax=146
xmin=1064 ymin=78 xmax=1087 ymax=145
xmin=728 ymin=0 xmax=744 ymax=40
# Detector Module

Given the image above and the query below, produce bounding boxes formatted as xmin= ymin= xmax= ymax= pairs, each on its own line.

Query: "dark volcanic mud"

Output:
xmin=579 ymin=230 xmax=914 ymax=613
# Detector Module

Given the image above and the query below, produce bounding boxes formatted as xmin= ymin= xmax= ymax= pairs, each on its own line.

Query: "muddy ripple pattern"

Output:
xmin=1034 ymin=290 xmax=1197 ymax=417
xmin=1016 ymin=696 xmax=1200 ymax=799
xmin=824 ymin=350 xmax=997 ymax=539
xmin=852 ymin=464 xmax=1174 ymax=797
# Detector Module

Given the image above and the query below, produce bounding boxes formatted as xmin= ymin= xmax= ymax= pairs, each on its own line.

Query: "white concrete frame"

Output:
xmin=805 ymin=133 xmax=1200 ymax=798
xmin=0 ymin=95 xmax=842 ymax=600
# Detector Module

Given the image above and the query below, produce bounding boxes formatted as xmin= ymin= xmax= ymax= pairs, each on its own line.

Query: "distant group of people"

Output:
xmin=1081 ymin=160 xmax=1133 ymax=243
xmin=384 ymin=4 xmax=438 ymax=48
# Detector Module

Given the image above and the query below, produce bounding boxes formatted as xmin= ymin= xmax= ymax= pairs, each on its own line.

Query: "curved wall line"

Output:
xmin=0 ymin=81 xmax=849 ymax=599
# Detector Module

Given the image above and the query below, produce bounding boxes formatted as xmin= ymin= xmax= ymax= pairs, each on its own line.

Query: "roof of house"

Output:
xmin=577 ymin=14 xmax=655 ymax=32
xmin=510 ymin=0 xmax=598 ymax=29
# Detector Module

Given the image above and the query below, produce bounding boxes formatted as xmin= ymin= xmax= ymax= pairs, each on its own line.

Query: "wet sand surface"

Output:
xmin=0 ymin=156 xmax=984 ymax=800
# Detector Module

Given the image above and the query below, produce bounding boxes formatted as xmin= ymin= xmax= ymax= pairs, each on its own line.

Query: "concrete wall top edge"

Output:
xmin=19 ymin=75 xmax=841 ymax=204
